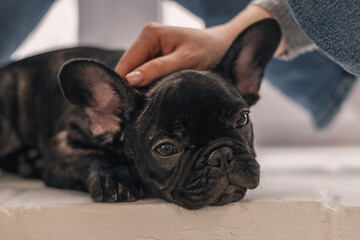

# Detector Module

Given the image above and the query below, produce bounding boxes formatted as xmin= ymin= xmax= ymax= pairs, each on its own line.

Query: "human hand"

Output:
xmin=115 ymin=5 xmax=285 ymax=87
xmin=115 ymin=22 xmax=233 ymax=87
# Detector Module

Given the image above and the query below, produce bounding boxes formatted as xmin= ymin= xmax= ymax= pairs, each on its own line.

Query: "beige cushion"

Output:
xmin=1 ymin=147 xmax=360 ymax=240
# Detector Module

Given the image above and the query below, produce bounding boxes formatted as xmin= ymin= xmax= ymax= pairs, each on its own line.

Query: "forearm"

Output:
xmin=206 ymin=6 xmax=279 ymax=51
xmin=208 ymin=1 xmax=316 ymax=60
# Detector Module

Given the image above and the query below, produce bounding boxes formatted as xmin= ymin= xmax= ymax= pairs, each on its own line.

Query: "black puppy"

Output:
xmin=0 ymin=19 xmax=280 ymax=209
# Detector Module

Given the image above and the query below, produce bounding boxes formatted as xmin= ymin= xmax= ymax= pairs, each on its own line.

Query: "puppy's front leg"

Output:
xmin=42 ymin=131 xmax=143 ymax=202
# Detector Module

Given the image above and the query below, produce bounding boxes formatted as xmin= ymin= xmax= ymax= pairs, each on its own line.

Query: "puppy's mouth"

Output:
xmin=181 ymin=178 xmax=249 ymax=209
xmin=210 ymin=184 xmax=247 ymax=206
xmin=170 ymin=141 xmax=259 ymax=210
xmin=174 ymin=180 xmax=248 ymax=210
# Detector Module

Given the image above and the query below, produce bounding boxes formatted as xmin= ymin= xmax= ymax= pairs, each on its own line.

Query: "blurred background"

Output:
xmin=11 ymin=0 xmax=360 ymax=148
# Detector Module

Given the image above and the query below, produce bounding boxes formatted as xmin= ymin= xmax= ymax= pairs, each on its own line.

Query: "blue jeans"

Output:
xmin=286 ymin=0 xmax=360 ymax=77
xmin=0 ymin=0 xmax=54 ymax=67
xmin=175 ymin=0 xmax=357 ymax=129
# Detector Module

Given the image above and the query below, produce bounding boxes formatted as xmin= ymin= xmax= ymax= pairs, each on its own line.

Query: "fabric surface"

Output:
xmin=2 ymin=147 xmax=360 ymax=239
xmin=285 ymin=0 xmax=360 ymax=76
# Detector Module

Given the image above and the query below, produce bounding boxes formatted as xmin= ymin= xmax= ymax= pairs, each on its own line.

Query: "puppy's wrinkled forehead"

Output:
xmin=140 ymin=70 xmax=248 ymax=141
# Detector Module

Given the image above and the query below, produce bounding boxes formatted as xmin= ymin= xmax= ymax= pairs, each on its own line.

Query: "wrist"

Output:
xmin=224 ymin=5 xmax=272 ymax=40
xmin=209 ymin=5 xmax=286 ymax=56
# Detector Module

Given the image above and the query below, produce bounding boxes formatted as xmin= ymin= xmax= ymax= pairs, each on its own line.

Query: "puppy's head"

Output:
xmin=59 ymin=19 xmax=281 ymax=209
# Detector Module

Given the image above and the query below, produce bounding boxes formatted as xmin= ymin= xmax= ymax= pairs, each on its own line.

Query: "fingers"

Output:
xmin=125 ymin=52 xmax=186 ymax=86
xmin=114 ymin=22 xmax=162 ymax=79
xmin=114 ymin=22 xmax=226 ymax=87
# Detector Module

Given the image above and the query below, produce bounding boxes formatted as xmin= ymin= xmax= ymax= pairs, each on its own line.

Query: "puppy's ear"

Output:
xmin=58 ymin=59 xmax=143 ymax=144
xmin=213 ymin=19 xmax=281 ymax=106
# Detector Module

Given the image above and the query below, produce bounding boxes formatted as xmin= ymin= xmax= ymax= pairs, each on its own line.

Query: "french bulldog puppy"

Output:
xmin=0 ymin=19 xmax=281 ymax=209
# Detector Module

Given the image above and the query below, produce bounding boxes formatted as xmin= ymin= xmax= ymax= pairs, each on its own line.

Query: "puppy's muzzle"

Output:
xmin=207 ymin=146 xmax=234 ymax=169
xmin=204 ymin=143 xmax=259 ymax=190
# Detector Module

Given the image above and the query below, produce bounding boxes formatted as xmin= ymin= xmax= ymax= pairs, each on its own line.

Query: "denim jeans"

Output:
xmin=286 ymin=0 xmax=360 ymax=77
xmin=175 ymin=0 xmax=357 ymax=129
xmin=0 ymin=0 xmax=54 ymax=67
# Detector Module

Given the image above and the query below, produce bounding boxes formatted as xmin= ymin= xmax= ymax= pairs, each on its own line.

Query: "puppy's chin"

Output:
xmin=169 ymin=185 xmax=247 ymax=210
xmin=209 ymin=185 xmax=247 ymax=206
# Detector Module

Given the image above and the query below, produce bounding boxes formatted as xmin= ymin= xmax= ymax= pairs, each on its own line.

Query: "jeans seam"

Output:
xmin=314 ymin=73 xmax=356 ymax=129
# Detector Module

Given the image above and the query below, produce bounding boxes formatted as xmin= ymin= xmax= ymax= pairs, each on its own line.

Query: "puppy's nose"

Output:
xmin=207 ymin=147 xmax=234 ymax=168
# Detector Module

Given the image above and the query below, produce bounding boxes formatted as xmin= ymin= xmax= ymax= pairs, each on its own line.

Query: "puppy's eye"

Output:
xmin=236 ymin=111 xmax=249 ymax=128
xmin=155 ymin=144 xmax=182 ymax=157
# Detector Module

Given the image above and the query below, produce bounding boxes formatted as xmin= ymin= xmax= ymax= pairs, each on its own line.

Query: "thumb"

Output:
xmin=125 ymin=53 xmax=185 ymax=87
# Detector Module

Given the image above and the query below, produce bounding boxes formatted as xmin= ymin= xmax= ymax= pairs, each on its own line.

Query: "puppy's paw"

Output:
xmin=87 ymin=167 xmax=144 ymax=203
xmin=17 ymin=148 xmax=44 ymax=178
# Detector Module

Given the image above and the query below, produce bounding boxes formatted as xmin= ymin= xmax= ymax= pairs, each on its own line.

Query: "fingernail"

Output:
xmin=125 ymin=71 xmax=144 ymax=85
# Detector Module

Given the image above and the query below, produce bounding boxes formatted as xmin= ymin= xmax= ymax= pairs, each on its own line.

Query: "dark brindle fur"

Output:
xmin=0 ymin=20 xmax=280 ymax=209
